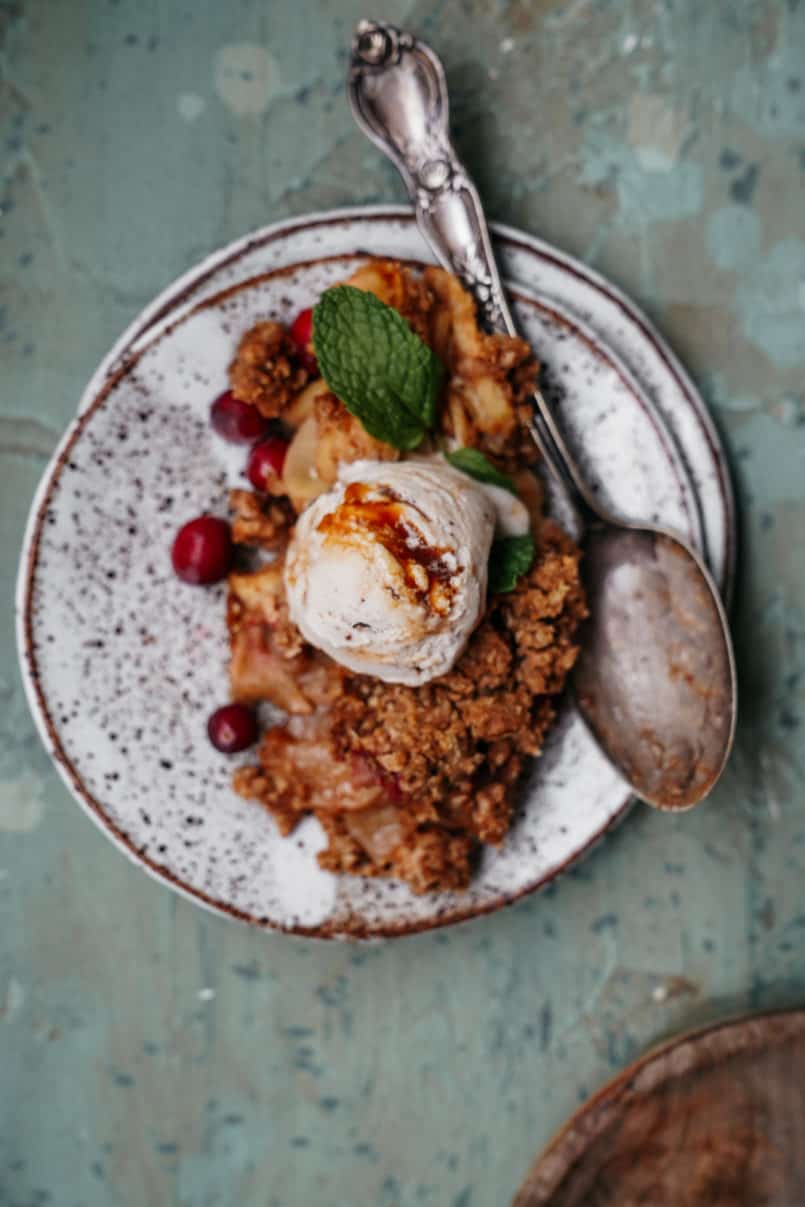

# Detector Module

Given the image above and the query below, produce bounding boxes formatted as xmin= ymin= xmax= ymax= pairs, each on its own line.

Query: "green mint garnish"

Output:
xmin=446 ymin=447 xmax=517 ymax=494
xmin=312 ymin=285 xmax=444 ymax=451
xmin=488 ymin=533 xmax=535 ymax=594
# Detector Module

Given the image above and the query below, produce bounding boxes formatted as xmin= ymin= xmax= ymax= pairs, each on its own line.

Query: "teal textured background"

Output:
xmin=3 ymin=1 xmax=805 ymax=1203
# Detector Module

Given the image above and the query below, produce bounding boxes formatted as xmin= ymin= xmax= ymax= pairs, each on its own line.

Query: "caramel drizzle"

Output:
xmin=317 ymin=483 xmax=457 ymax=613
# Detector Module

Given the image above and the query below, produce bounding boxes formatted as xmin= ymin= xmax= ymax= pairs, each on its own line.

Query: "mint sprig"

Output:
xmin=312 ymin=285 xmax=444 ymax=451
xmin=446 ymin=447 xmax=516 ymax=494
xmin=488 ymin=534 xmax=535 ymax=594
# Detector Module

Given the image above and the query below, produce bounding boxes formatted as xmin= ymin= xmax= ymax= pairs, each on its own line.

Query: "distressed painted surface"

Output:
xmin=2 ymin=1 xmax=805 ymax=1203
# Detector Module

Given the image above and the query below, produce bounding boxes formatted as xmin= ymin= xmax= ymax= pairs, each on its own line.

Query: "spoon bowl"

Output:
xmin=576 ymin=524 xmax=734 ymax=809
xmin=349 ymin=19 xmax=737 ymax=809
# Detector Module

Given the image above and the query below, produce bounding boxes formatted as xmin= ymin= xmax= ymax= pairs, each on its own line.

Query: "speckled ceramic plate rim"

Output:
xmin=15 ymin=206 xmax=736 ymax=939
xmin=513 ymin=1009 xmax=805 ymax=1205
xmin=15 ymin=273 xmax=645 ymax=939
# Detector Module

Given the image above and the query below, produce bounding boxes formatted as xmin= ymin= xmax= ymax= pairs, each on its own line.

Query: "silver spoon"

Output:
xmin=348 ymin=20 xmax=737 ymax=810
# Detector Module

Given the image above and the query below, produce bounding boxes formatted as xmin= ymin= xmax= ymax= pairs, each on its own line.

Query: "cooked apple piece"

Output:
xmin=259 ymin=722 xmax=401 ymax=813
xmin=425 ymin=266 xmax=486 ymax=362
xmin=283 ymin=378 xmax=330 ymax=430
xmin=230 ymin=622 xmax=313 ymax=714
xmin=459 ymin=376 xmax=517 ymax=442
xmin=314 ymin=392 xmax=398 ymax=483
xmin=278 ymin=415 xmax=328 ymax=511
xmin=346 ymin=259 xmax=432 ymax=341
xmin=228 ymin=563 xmax=284 ymax=622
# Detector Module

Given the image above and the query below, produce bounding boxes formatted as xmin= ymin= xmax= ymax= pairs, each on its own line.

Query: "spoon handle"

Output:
xmin=349 ymin=22 xmax=516 ymax=337
xmin=348 ymin=19 xmax=594 ymax=519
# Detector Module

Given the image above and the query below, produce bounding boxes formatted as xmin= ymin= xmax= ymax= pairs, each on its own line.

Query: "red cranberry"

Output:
xmin=171 ymin=516 xmax=232 ymax=584
xmin=208 ymin=704 xmax=258 ymax=753
xmin=210 ymin=390 xmax=270 ymax=444
xmin=247 ymin=436 xmax=289 ymax=491
xmin=290 ymin=306 xmax=313 ymax=348
xmin=289 ymin=306 xmax=318 ymax=374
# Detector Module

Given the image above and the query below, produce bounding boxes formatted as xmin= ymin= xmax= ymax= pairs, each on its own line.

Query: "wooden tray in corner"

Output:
xmin=514 ymin=1011 xmax=805 ymax=1207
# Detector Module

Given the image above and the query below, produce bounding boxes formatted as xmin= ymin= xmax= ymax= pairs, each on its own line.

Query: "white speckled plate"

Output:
xmin=16 ymin=207 xmax=735 ymax=938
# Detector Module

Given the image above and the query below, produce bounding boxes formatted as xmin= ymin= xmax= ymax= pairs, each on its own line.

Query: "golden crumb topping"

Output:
xmin=224 ymin=258 xmax=585 ymax=894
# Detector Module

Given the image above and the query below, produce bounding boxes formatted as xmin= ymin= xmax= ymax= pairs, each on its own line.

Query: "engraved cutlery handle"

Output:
xmin=348 ymin=19 xmax=595 ymax=518
xmin=348 ymin=19 xmax=516 ymax=336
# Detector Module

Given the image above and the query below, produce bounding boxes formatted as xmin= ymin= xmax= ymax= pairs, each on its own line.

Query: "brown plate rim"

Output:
xmin=513 ymin=1008 xmax=805 ymax=1206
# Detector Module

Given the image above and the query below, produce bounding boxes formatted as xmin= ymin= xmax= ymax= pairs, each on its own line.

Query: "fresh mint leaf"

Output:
xmin=488 ymin=533 xmax=535 ymax=594
xmin=445 ymin=447 xmax=516 ymax=493
xmin=312 ymin=285 xmax=444 ymax=451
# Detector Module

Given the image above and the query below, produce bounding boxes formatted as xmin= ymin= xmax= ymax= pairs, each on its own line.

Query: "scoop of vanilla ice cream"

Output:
xmin=284 ymin=458 xmax=497 ymax=685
